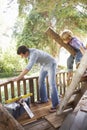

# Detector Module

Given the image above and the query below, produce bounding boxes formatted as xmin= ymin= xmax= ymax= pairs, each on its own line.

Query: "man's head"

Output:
xmin=60 ymin=29 xmax=73 ymax=44
xmin=17 ymin=45 xmax=29 ymax=58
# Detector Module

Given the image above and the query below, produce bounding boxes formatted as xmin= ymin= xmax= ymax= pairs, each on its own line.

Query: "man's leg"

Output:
xmin=48 ymin=63 xmax=59 ymax=109
xmin=39 ymin=67 xmax=48 ymax=102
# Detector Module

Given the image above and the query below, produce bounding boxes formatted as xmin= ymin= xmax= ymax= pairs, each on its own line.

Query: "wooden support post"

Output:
xmin=72 ymin=82 xmax=87 ymax=109
xmin=0 ymin=104 xmax=24 ymax=130
xmin=56 ymin=50 xmax=87 ymax=115
xmin=46 ymin=27 xmax=76 ymax=56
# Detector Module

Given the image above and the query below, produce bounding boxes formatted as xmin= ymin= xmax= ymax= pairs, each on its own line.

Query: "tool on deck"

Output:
xmin=5 ymin=93 xmax=34 ymax=118
xmin=5 ymin=93 xmax=33 ymax=104
xmin=20 ymin=100 xmax=34 ymax=118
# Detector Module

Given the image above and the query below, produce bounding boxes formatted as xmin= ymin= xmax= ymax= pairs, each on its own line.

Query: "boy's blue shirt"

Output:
xmin=69 ymin=37 xmax=85 ymax=51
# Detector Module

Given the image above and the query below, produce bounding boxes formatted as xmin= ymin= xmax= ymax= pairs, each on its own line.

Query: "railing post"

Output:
xmin=4 ymin=84 xmax=8 ymax=101
xmin=23 ymin=79 xmax=26 ymax=95
xmin=11 ymin=81 xmax=15 ymax=98
xmin=29 ymin=79 xmax=34 ymax=103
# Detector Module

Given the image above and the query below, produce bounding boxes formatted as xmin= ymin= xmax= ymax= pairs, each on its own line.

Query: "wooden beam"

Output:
xmin=72 ymin=82 xmax=87 ymax=109
xmin=45 ymin=108 xmax=73 ymax=128
xmin=0 ymin=104 xmax=24 ymax=130
xmin=56 ymin=50 xmax=87 ymax=115
xmin=46 ymin=27 xmax=76 ymax=56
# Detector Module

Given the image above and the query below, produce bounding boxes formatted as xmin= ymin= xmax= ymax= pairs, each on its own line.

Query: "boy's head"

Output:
xmin=60 ymin=29 xmax=73 ymax=44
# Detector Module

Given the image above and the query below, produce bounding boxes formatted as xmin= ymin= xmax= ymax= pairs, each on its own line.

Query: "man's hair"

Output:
xmin=60 ymin=29 xmax=73 ymax=41
xmin=17 ymin=45 xmax=29 ymax=55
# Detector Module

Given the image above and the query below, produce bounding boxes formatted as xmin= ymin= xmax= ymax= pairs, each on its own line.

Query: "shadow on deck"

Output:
xmin=17 ymin=93 xmax=87 ymax=130
xmin=18 ymin=100 xmax=59 ymax=130
xmin=17 ymin=100 xmax=52 ymax=125
xmin=18 ymin=100 xmax=63 ymax=130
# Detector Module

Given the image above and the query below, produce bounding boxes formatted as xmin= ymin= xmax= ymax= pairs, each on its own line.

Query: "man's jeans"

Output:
xmin=39 ymin=63 xmax=59 ymax=108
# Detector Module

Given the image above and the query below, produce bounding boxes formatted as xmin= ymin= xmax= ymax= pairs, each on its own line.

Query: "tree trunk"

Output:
xmin=56 ymin=50 xmax=87 ymax=115
xmin=46 ymin=27 xmax=76 ymax=56
xmin=0 ymin=104 xmax=24 ymax=130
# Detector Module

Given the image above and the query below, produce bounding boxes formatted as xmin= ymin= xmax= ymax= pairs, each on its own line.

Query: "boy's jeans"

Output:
xmin=67 ymin=51 xmax=83 ymax=71
xmin=67 ymin=55 xmax=74 ymax=72
xmin=39 ymin=63 xmax=59 ymax=108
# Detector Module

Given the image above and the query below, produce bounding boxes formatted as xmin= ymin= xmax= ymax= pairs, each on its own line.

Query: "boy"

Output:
xmin=60 ymin=29 xmax=86 ymax=79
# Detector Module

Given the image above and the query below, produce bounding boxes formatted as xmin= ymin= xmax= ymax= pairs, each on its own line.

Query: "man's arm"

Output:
xmin=12 ymin=69 xmax=29 ymax=81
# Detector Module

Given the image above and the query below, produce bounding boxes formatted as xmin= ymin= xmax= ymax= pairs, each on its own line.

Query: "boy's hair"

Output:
xmin=17 ymin=45 xmax=29 ymax=55
xmin=60 ymin=29 xmax=73 ymax=41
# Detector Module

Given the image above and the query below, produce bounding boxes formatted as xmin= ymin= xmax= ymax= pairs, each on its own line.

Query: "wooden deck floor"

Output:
xmin=22 ymin=98 xmax=87 ymax=130
xmin=17 ymin=92 xmax=87 ymax=130
xmin=18 ymin=100 xmax=61 ymax=130
xmin=17 ymin=100 xmax=52 ymax=125
xmin=17 ymin=100 xmax=70 ymax=129
xmin=17 ymin=100 xmax=68 ymax=130
xmin=24 ymin=118 xmax=56 ymax=130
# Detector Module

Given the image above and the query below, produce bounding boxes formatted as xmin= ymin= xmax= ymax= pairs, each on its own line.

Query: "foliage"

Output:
xmin=0 ymin=47 xmax=26 ymax=77
xmin=14 ymin=0 xmax=87 ymax=55
xmin=55 ymin=2 xmax=87 ymax=32
xmin=9 ymin=0 xmax=86 ymax=78
xmin=15 ymin=10 xmax=59 ymax=55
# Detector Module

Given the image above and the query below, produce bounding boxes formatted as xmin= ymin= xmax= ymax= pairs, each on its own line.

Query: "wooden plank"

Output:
xmin=73 ymin=96 xmax=87 ymax=113
xmin=4 ymin=84 xmax=8 ymax=100
xmin=0 ymin=87 xmax=2 ymax=102
xmin=17 ymin=100 xmax=52 ymax=125
xmin=36 ymin=77 xmax=39 ymax=101
xmin=23 ymin=80 xmax=26 ymax=95
xmin=72 ymin=83 xmax=87 ymax=109
xmin=17 ymin=81 xmax=20 ymax=96
xmin=45 ymin=108 xmax=73 ymax=128
xmin=24 ymin=119 xmax=55 ymax=130
xmin=81 ymin=114 xmax=87 ymax=130
xmin=59 ymin=113 xmax=76 ymax=130
xmin=70 ymin=110 xmax=87 ymax=130
xmin=80 ymin=108 xmax=87 ymax=113
xmin=57 ymin=51 xmax=87 ymax=115
xmin=80 ymin=75 xmax=87 ymax=82
xmin=29 ymin=79 xmax=34 ymax=103
xmin=0 ymin=104 xmax=24 ymax=130
xmin=62 ymin=73 xmax=66 ymax=94
xmin=11 ymin=82 xmax=15 ymax=98
xmin=59 ymin=110 xmax=87 ymax=130
xmin=46 ymin=27 xmax=76 ymax=56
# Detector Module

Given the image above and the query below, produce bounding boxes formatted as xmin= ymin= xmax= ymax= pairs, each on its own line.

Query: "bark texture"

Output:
xmin=46 ymin=27 xmax=76 ymax=56
xmin=0 ymin=104 xmax=24 ymax=130
xmin=57 ymin=50 xmax=87 ymax=114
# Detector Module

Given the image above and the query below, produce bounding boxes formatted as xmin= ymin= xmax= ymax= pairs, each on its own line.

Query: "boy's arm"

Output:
xmin=80 ymin=46 xmax=86 ymax=55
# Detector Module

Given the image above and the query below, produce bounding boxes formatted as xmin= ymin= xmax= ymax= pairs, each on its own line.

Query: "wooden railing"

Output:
xmin=0 ymin=72 xmax=73 ymax=104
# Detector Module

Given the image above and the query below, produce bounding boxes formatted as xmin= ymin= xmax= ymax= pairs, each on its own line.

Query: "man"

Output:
xmin=12 ymin=45 xmax=59 ymax=112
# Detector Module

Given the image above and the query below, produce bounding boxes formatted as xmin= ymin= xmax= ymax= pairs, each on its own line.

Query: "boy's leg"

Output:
xmin=75 ymin=50 xmax=83 ymax=68
xmin=67 ymin=55 xmax=74 ymax=80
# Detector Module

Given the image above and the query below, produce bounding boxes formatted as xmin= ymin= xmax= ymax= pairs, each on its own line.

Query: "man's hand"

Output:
xmin=8 ymin=69 xmax=29 ymax=82
xmin=11 ymin=77 xmax=19 ymax=82
xmin=11 ymin=76 xmax=24 ymax=82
